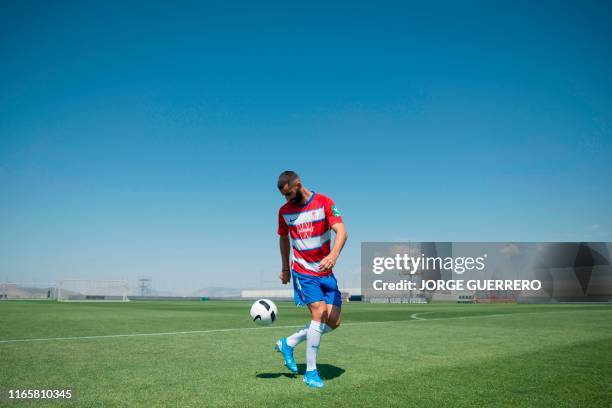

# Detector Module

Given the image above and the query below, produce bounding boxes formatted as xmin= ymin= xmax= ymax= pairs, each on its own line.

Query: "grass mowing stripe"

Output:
xmin=1 ymin=309 xmax=605 ymax=344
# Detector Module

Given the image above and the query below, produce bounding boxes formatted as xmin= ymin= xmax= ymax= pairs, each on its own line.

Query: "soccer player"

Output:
xmin=274 ymin=171 xmax=348 ymax=388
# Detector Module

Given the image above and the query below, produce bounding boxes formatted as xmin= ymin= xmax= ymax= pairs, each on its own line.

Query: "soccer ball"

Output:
xmin=250 ymin=299 xmax=278 ymax=326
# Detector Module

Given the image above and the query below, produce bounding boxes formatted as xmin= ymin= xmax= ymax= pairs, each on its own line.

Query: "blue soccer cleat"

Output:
xmin=274 ymin=338 xmax=298 ymax=374
xmin=303 ymin=369 xmax=325 ymax=388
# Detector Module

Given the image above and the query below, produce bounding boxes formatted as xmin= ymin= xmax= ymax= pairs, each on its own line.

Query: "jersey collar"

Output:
xmin=299 ymin=191 xmax=316 ymax=207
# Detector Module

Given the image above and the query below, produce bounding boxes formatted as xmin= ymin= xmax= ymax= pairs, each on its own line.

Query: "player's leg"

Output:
xmin=285 ymin=324 xmax=308 ymax=347
xmin=304 ymin=300 xmax=327 ymax=388
xmin=275 ymin=272 xmax=324 ymax=375
xmin=325 ymin=303 xmax=341 ymax=330
xmin=283 ymin=303 xmax=334 ymax=350
xmin=282 ymin=276 xmax=310 ymax=350
xmin=307 ymin=299 xmax=328 ymax=321
xmin=322 ymin=273 xmax=342 ymax=330
xmin=303 ymin=274 xmax=342 ymax=388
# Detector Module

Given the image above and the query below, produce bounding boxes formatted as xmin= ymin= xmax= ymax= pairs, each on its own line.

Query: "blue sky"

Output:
xmin=1 ymin=1 xmax=611 ymax=294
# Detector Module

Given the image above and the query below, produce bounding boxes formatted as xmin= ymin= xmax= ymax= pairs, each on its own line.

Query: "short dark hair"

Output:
xmin=277 ymin=170 xmax=299 ymax=189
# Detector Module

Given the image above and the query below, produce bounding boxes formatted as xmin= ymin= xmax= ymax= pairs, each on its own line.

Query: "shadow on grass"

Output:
xmin=256 ymin=363 xmax=345 ymax=380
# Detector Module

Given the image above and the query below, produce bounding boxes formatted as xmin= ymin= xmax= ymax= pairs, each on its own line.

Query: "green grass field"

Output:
xmin=1 ymin=300 xmax=611 ymax=407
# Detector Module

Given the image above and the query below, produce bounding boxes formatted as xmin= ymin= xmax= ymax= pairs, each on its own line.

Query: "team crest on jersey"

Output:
xmin=296 ymin=211 xmax=317 ymax=239
xmin=332 ymin=205 xmax=341 ymax=217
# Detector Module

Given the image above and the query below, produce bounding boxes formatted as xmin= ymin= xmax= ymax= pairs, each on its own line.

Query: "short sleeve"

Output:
xmin=324 ymin=198 xmax=343 ymax=227
xmin=278 ymin=210 xmax=289 ymax=236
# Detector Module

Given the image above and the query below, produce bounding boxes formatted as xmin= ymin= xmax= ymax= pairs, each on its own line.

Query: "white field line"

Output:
xmin=0 ymin=310 xmax=607 ymax=344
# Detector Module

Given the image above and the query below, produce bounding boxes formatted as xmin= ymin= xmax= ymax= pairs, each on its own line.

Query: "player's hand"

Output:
xmin=319 ymin=253 xmax=338 ymax=271
xmin=280 ymin=269 xmax=291 ymax=284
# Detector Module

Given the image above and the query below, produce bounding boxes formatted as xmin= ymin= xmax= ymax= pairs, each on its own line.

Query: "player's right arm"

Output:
xmin=279 ymin=235 xmax=291 ymax=284
xmin=278 ymin=209 xmax=291 ymax=284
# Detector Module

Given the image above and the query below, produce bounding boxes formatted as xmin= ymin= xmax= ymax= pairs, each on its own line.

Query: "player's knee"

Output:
xmin=310 ymin=305 xmax=328 ymax=322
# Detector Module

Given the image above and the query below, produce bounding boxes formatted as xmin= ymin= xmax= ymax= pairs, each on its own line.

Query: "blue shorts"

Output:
xmin=292 ymin=270 xmax=342 ymax=308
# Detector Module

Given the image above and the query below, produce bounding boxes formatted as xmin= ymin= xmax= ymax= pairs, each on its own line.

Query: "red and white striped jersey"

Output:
xmin=278 ymin=192 xmax=343 ymax=277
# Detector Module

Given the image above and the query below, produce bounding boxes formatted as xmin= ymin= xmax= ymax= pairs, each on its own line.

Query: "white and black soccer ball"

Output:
xmin=250 ymin=299 xmax=278 ymax=326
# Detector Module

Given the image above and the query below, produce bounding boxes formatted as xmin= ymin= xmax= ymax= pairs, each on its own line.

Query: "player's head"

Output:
xmin=278 ymin=170 xmax=304 ymax=204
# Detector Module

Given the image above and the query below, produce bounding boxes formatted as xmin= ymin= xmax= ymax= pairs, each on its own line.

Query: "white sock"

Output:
xmin=286 ymin=322 xmax=333 ymax=348
xmin=306 ymin=320 xmax=324 ymax=372
xmin=286 ymin=325 xmax=308 ymax=348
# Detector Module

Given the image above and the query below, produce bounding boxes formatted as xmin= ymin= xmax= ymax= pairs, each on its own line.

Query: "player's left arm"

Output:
xmin=319 ymin=222 xmax=347 ymax=271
